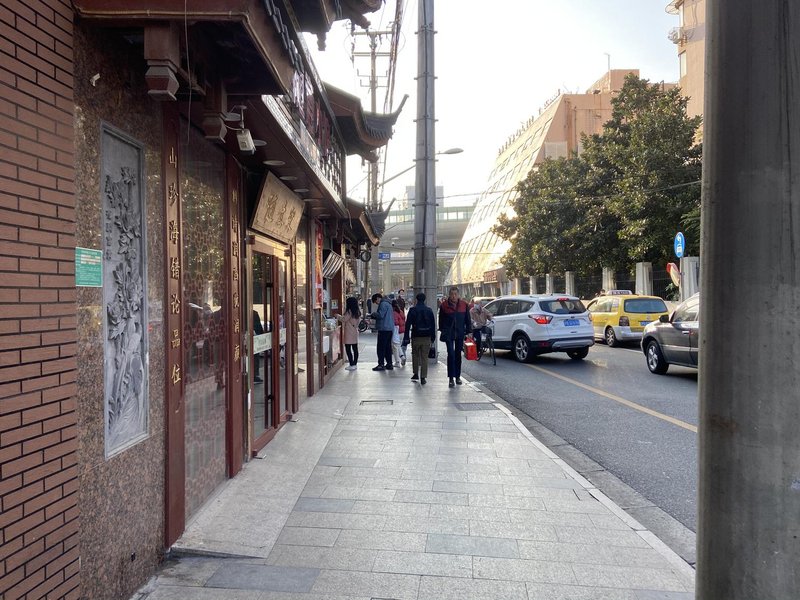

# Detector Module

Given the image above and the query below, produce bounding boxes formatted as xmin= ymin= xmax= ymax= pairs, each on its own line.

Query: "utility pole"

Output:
xmin=698 ymin=1 xmax=800 ymax=598
xmin=414 ymin=0 xmax=437 ymax=352
xmin=352 ymin=29 xmax=392 ymax=297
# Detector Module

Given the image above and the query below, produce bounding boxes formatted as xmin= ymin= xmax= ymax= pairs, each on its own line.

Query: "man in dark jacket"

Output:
xmin=438 ymin=287 xmax=472 ymax=387
xmin=402 ymin=293 xmax=436 ymax=384
xmin=371 ymin=293 xmax=395 ymax=371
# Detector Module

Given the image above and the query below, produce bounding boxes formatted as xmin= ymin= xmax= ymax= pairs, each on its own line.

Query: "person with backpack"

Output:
xmin=438 ymin=287 xmax=472 ymax=387
xmin=402 ymin=293 xmax=436 ymax=384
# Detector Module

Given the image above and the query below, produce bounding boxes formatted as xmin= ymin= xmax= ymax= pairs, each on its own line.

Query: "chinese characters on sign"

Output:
xmin=251 ymin=172 xmax=304 ymax=244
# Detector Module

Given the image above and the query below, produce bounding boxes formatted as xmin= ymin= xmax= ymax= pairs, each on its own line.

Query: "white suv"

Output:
xmin=483 ymin=295 xmax=594 ymax=362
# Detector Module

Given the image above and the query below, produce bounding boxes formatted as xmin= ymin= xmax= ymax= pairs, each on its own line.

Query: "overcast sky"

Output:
xmin=306 ymin=1 xmax=680 ymax=208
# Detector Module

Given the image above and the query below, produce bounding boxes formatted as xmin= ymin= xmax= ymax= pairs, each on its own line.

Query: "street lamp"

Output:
xmin=377 ymin=147 xmax=463 ymax=189
xmin=367 ymin=147 xmax=463 ymax=300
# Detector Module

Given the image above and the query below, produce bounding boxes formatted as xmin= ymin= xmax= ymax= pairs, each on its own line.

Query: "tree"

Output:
xmin=495 ymin=75 xmax=702 ymax=277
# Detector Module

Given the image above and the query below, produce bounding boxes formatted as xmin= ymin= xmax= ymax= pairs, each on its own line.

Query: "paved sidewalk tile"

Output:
xmin=426 ymin=533 xmax=520 ymax=558
xmin=206 ymin=563 xmax=320 ymax=592
xmin=133 ymin=348 xmax=695 ymax=600
xmin=372 ymin=549 xmax=473 ymax=577
xmin=417 ymin=575 xmax=528 ymax=600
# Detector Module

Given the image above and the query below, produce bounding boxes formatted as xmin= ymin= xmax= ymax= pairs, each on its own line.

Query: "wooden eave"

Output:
xmin=73 ymin=0 xmax=295 ymax=97
xmin=343 ymin=198 xmax=380 ymax=246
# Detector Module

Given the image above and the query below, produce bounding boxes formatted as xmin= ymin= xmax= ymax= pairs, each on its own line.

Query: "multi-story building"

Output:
xmin=667 ymin=0 xmax=706 ymax=130
xmin=0 ymin=2 xmax=398 ymax=598
xmin=445 ymin=70 xmax=638 ymax=296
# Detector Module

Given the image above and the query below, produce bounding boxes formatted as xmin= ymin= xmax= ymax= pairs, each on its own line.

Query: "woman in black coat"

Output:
xmin=438 ymin=287 xmax=472 ymax=387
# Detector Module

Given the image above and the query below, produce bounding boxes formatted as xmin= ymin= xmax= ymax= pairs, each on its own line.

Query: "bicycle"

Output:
xmin=466 ymin=321 xmax=496 ymax=365
xmin=476 ymin=322 xmax=496 ymax=365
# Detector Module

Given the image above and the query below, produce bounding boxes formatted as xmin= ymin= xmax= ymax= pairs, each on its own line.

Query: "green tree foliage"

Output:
xmin=495 ymin=75 xmax=702 ymax=277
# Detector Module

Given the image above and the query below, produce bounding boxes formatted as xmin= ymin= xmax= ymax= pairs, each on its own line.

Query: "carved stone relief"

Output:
xmin=102 ymin=125 xmax=149 ymax=457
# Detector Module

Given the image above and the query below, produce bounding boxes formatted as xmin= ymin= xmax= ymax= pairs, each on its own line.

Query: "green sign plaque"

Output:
xmin=75 ymin=247 xmax=103 ymax=287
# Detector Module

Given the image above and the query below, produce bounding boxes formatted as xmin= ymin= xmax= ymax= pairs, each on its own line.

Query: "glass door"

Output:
xmin=252 ymin=252 xmax=274 ymax=440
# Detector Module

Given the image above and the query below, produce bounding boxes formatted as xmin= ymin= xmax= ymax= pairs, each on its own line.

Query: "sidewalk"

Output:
xmin=132 ymin=336 xmax=695 ymax=600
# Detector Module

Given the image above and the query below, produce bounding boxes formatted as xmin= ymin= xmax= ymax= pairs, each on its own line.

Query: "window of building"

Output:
xmin=679 ymin=51 xmax=687 ymax=78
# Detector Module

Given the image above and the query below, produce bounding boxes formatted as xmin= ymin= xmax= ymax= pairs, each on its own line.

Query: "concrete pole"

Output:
xmin=414 ymin=0 xmax=437 ymax=356
xmin=698 ymin=2 xmax=800 ymax=598
xmin=565 ymin=271 xmax=576 ymax=296
xmin=529 ymin=275 xmax=537 ymax=294
xmin=544 ymin=274 xmax=554 ymax=295
xmin=679 ymin=257 xmax=699 ymax=301
xmin=634 ymin=262 xmax=653 ymax=296
xmin=601 ymin=267 xmax=615 ymax=292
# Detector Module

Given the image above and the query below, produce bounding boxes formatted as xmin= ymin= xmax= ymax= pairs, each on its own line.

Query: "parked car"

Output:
xmin=483 ymin=294 xmax=594 ymax=361
xmin=470 ymin=296 xmax=496 ymax=306
xmin=586 ymin=291 xmax=670 ymax=347
xmin=640 ymin=293 xmax=700 ymax=374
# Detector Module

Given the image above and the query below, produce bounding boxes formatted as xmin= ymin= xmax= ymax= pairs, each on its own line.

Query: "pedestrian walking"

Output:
xmin=469 ymin=301 xmax=490 ymax=354
xmin=402 ymin=293 xmax=436 ymax=384
xmin=371 ymin=292 xmax=395 ymax=371
xmin=396 ymin=288 xmax=407 ymax=312
xmin=438 ymin=287 xmax=472 ymax=387
xmin=391 ymin=300 xmax=406 ymax=367
xmin=337 ymin=296 xmax=361 ymax=370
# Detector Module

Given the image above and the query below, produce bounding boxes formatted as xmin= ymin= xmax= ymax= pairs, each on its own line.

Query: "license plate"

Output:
xmin=564 ymin=319 xmax=579 ymax=326
xmin=640 ymin=321 xmax=651 ymax=326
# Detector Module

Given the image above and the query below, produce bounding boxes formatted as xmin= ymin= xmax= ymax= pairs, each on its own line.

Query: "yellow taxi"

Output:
xmin=585 ymin=291 xmax=670 ymax=347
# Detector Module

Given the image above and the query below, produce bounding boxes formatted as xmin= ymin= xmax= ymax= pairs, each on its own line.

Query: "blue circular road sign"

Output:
xmin=674 ymin=232 xmax=685 ymax=258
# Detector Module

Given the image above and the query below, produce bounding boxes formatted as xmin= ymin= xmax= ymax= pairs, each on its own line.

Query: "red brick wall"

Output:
xmin=0 ymin=2 xmax=80 ymax=599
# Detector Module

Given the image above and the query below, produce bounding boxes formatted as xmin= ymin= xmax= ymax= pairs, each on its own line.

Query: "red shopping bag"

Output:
xmin=464 ymin=339 xmax=478 ymax=361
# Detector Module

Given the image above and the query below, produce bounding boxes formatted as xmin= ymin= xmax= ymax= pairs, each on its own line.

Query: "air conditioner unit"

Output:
xmin=668 ymin=27 xmax=686 ymax=45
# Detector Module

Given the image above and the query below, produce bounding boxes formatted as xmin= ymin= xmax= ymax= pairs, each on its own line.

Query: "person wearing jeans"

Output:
xmin=402 ymin=293 xmax=436 ymax=384
xmin=438 ymin=287 xmax=472 ymax=387
xmin=371 ymin=293 xmax=395 ymax=371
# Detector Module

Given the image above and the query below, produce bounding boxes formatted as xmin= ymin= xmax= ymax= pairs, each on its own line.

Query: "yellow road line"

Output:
xmin=524 ymin=363 xmax=698 ymax=433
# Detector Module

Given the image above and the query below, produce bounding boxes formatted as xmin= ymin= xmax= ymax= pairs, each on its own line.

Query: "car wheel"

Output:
xmin=645 ymin=340 xmax=669 ymax=374
xmin=512 ymin=334 xmax=531 ymax=363
xmin=567 ymin=347 xmax=589 ymax=360
xmin=605 ymin=327 xmax=619 ymax=348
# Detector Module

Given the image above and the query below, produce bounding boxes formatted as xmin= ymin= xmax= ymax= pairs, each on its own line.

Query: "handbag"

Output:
xmin=428 ymin=346 xmax=436 ymax=359
xmin=464 ymin=338 xmax=478 ymax=361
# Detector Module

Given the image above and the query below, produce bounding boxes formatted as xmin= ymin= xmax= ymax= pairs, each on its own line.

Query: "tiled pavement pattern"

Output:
xmin=133 ymin=344 xmax=695 ymax=600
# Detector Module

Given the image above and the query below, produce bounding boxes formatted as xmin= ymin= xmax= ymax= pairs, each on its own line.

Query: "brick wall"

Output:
xmin=0 ymin=2 xmax=80 ymax=599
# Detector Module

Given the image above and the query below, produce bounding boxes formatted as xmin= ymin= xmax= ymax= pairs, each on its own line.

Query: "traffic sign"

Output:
xmin=674 ymin=232 xmax=685 ymax=258
xmin=667 ymin=262 xmax=681 ymax=287
xmin=378 ymin=252 xmax=391 ymax=260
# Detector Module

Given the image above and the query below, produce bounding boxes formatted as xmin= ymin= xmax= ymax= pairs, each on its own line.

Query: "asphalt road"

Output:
xmin=459 ymin=340 xmax=699 ymax=532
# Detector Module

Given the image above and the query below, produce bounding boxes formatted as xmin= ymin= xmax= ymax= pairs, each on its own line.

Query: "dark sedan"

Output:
xmin=640 ymin=293 xmax=700 ymax=374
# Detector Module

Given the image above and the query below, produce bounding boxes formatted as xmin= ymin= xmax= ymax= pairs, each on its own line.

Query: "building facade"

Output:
xmin=445 ymin=70 xmax=638 ymax=296
xmin=0 ymin=2 xmax=394 ymax=598
xmin=667 ymin=0 xmax=706 ymax=130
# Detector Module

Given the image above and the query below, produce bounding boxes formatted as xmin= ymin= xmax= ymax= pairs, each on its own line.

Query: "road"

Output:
xmin=459 ymin=341 xmax=699 ymax=532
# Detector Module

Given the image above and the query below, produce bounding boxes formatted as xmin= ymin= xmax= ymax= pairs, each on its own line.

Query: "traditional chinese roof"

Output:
xmin=344 ymin=197 xmax=381 ymax=246
xmin=294 ymin=0 xmax=384 ymax=48
xmin=325 ymin=84 xmax=408 ymax=162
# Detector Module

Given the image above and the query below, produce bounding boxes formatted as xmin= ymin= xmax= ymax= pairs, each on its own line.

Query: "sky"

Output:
xmin=305 ymin=1 xmax=680 ymax=209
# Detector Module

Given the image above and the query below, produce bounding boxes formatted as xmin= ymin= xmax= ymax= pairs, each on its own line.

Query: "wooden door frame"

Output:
xmin=248 ymin=236 xmax=294 ymax=455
